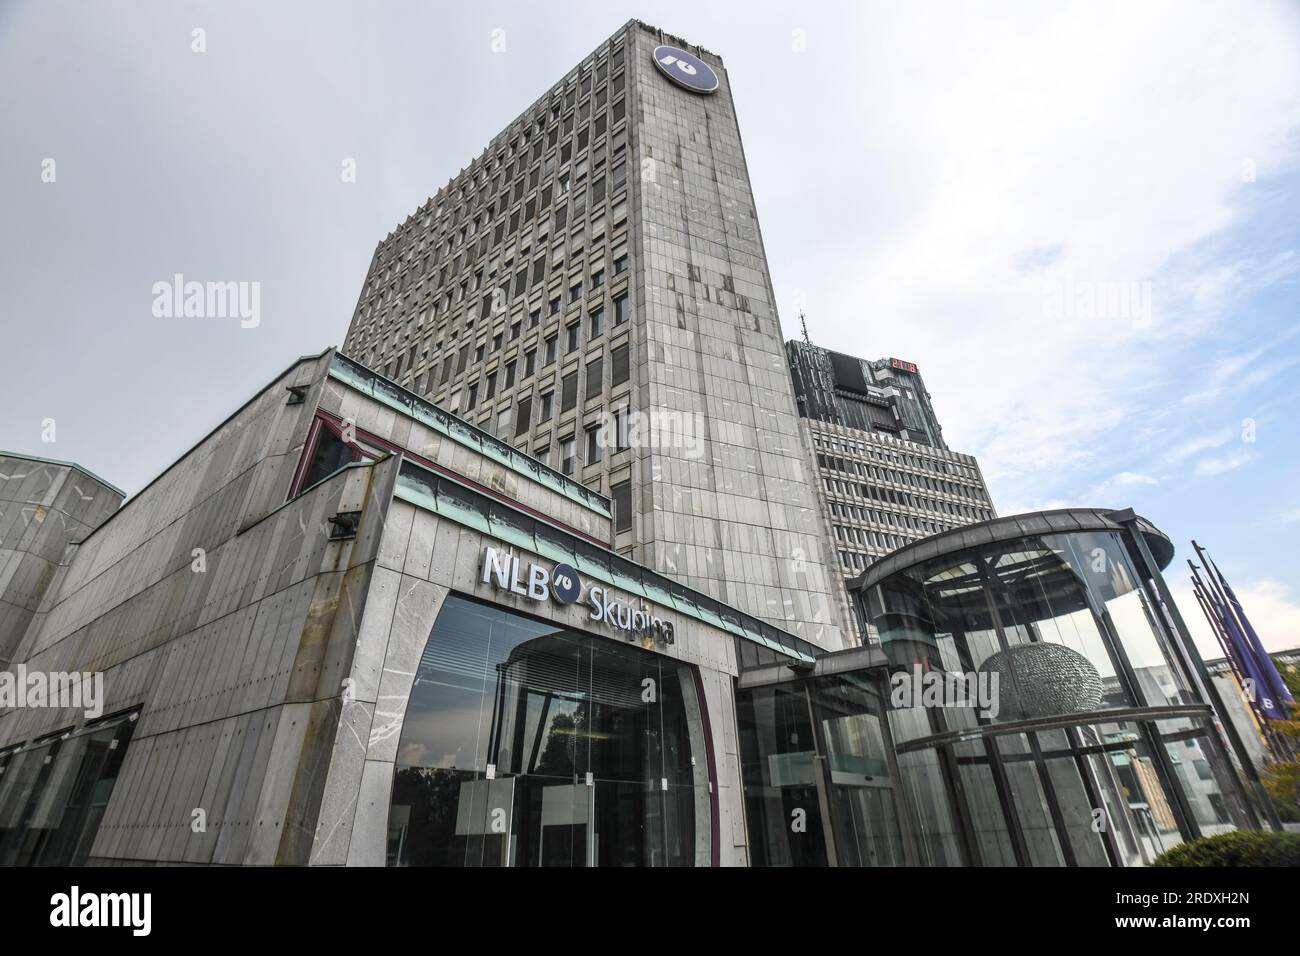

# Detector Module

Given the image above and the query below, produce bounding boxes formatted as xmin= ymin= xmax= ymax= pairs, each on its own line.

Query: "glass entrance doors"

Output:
xmin=387 ymin=595 xmax=712 ymax=866
xmin=737 ymin=671 xmax=909 ymax=867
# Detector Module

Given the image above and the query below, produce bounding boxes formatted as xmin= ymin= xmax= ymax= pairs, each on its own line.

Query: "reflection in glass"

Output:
xmin=0 ymin=716 xmax=136 ymax=866
xmin=388 ymin=595 xmax=709 ymax=866
xmin=856 ymin=521 xmax=1254 ymax=866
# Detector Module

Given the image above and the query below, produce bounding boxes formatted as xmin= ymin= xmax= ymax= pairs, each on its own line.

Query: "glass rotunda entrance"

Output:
xmin=855 ymin=508 xmax=1267 ymax=866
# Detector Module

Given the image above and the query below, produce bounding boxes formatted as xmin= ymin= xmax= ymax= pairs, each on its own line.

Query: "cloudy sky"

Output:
xmin=2 ymin=0 xmax=1298 ymax=654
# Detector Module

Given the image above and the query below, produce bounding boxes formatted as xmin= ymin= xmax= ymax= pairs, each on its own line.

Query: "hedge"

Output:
xmin=1151 ymin=830 xmax=1300 ymax=867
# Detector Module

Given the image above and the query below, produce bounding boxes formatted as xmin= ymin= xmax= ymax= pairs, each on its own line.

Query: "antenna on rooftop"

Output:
xmin=800 ymin=311 xmax=811 ymax=346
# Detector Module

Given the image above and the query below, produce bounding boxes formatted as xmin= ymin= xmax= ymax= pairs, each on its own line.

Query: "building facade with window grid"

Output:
xmin=342 ymin=20 xmax=848 ymax=649
xmin=806 ymin=419 xmax=995 ymax=577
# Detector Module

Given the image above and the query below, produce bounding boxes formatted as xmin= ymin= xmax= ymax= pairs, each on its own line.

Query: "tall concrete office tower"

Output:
xmin=342 ymin=21 xmax=848 ymax=648
xmin=785 ymin=340 xmax=996 ymax=591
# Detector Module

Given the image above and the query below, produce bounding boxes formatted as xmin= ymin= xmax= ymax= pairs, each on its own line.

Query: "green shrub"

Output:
xmin=1152 ymin=830 xmax=1300 ymax=867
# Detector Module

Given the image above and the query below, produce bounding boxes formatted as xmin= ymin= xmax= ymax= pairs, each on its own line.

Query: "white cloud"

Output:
xmin=1069 ymin=470 xmax=1161 ymax=507
xmin=1194 ymin=449 xmax=1255 ymax=477
xmin=784 ymin=0 xmax=1300 ymax=500
xmin=1112 ymin=472 xmax=1158 ymax=487
xmin=1167 ymin=429 xmax=1235 ymax=464
xmin=1282 ymin=509 xmax=1300 ymax=524
xmin=1172 ymin=578 xmax=1300 ymax=658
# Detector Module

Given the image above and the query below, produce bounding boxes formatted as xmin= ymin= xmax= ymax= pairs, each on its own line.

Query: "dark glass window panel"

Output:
xmin=612 ymin=480 xmax=632 ymax=534
xmin=387 ymin=596 xmax=708 ymax=867
xmin=561 ymin=371 xmax=578 ymax=412
xmin=301 ymin=426 xmax=355 ymax=491
xmin=611 ymin=344 xmax=630 ymax=385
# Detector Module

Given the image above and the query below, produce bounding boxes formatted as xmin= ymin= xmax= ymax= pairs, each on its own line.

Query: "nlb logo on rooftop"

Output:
xmin=481 ymin=546 xmax=675 ymax=645
xmin=652 ymin=45 xmax=719 ymax=94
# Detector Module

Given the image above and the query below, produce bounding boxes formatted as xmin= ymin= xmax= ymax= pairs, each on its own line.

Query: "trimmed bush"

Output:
xmin=1152 ymin=830 xmax=1300 ymax=867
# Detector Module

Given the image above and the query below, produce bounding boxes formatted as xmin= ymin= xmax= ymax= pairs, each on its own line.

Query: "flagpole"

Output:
xmin=1197 ymin=541 xmax=1294 ymax=713
xmin=1191 ymin=561 xmax=1274 ymax=743
xmin=1194 ymin=542 xmax=1295 ymax=763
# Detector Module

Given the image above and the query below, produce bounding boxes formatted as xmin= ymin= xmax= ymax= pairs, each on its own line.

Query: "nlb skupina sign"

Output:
xmin=481 ymin=546 xmax=675 ymax=646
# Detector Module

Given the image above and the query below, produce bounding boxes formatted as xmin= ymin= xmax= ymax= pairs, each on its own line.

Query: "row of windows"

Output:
xmin=822 ymin=476 xmax=992 ymax=523
xmin=812 ymin=433 xmax=982 ymax=483
xmin=364 ymin=42 xmax=628 ymax=274
xmin=832 ymin=505 xmax=958 ymax=539
xmin=523 ymin=403 xmax=633 ymax=478
xmin=348 ymin=45 xmax=636 ymax=386
xmin=817 ymin=452 xmax=988 ymax=503
xmin=355 ymin=170 xmax=630 ymax=351
xmin=434 ymin=282 xmax=629 ymax=389
xmin=357 ymin=210 xmax=632 ymax=384
xmin=839 ymin=547 xmax=888 ymax=572
xmin=460 ymin=337 xmax=631 ymax=445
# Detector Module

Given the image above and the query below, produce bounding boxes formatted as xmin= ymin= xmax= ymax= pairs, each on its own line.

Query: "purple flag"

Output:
xmin=1210 ymin=558 xmax=1294 ymax=711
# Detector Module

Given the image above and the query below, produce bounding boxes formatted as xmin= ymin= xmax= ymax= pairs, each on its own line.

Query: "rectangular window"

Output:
xmin=485 ymin=371 xmax=497 ymax=400
xmin=589 ymin=307 xmax=604 ymax=338
xmin=504 ymin=361 xmax=516 ymax=388
xmin=466 ymin=383 xmax=479 ymax=411
xmin=567 ymin=321 xmax=581 ymax=353
xmin=561 ymin=371 xmax=578 ymax=411
xmin=525 ymin=349 xmax=537 ymax=376
xmin=536 ymin=444 xmax=550 ymax=466
xmin=545 ymin=335 xmax=558 ymax=365
xmin=540 ymin=391 xmax=554 ymax=422
xmin=586 ymin=424 xmax=604 ymax=464
xmin=515 ymin=397 xmax=531 ymax=435
xmin=614 ymin=406 xmax=630 ymax=451
xmin=560 ymin=436 xmax=576 ymax=475
xmin=0 ymin=715 xmax=137 ymax=866
xmin=612 ymin=480 xmax=632 ymax=534
xmin=611 ymin=343 xmax=630 ymax=385
xmin=585 ymin=357 xmax=603 ymax=399
xmin=613 ymin=292 xmax=629 ymax=324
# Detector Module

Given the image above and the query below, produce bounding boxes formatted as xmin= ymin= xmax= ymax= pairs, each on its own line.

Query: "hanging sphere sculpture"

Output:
xmin=978 ymin=642 xmax=1103 ymax=719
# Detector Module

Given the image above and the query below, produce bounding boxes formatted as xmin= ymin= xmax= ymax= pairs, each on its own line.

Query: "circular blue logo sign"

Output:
xmin=551 ymin=564 xmax=582 ymax=604
xmin=652 ymin=45 xmax=719 ymax=95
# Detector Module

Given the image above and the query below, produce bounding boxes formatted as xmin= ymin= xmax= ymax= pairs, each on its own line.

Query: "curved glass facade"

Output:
xmin=856 ymin=521 xmax=1258 ymax=866
xmin=387 ymin=595 xmax=712 ymax=866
